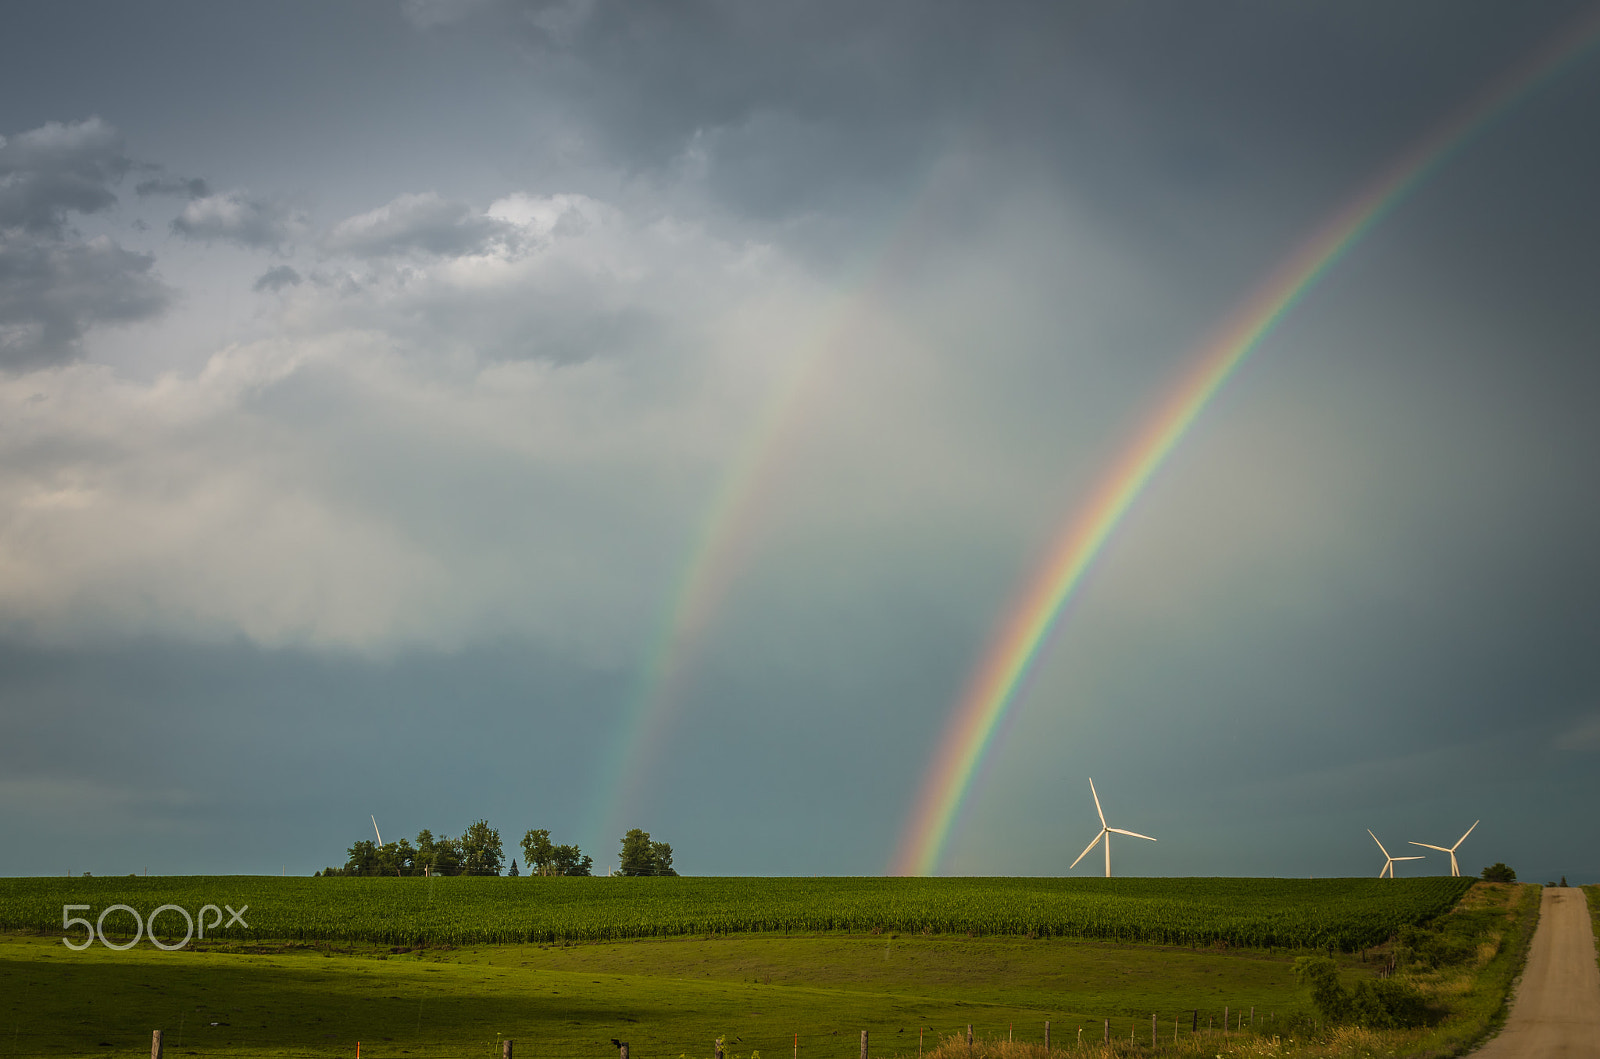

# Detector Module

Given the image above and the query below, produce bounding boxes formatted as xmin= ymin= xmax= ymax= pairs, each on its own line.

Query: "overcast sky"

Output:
xmin=2 ymin=1 xmax=1598 ymax=882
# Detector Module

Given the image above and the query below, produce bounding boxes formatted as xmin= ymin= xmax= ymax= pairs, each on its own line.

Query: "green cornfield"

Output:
xmin=0 ymin=875 xmax=1473 ymax=951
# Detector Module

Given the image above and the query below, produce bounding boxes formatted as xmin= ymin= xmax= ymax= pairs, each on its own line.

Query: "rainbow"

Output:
xmin=893 ymin=10 xmax=1600 ymax=877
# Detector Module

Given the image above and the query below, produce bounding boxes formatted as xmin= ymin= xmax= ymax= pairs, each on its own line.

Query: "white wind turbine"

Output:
xmin=1369 ymin=829 xmax=1423 ymax=879
xmin=1069 ymin=778 xmax=1156 ymax=878
xmin=1408 ymin=820 xmax=1479 ymax=877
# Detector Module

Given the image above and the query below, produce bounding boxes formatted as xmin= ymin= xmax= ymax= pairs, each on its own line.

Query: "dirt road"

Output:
xmin=1471 ymin=886 xmax=1600 ymax=1058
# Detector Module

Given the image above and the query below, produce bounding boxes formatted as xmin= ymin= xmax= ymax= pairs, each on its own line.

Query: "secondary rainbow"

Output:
xmin=587 ymin=171 xmax=954 ymax=845
xmin=893 ymin=11 xmax=1600 ymax=877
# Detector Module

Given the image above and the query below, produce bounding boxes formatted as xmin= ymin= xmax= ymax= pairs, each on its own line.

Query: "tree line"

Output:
xmin=319 ymin=823 xmax=675 ymax=877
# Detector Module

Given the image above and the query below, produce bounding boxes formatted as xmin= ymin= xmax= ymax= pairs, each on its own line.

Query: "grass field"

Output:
xmin=0 ymin=877 xmax=1526 ymax=1059
xmin=0 ymin=927 xmax=1331 ymax=1059
xmin=0 ymin=876 xmax=1475 ymax=951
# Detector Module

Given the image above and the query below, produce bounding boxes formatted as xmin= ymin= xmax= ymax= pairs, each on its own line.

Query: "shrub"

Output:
xmin=1294 ymin=955 xmax=1429 ymax=1028
xmin=1481 ymin=863 xmax=1516 ymax=883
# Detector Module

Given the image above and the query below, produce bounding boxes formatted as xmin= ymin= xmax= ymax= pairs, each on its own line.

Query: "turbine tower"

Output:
xmin=1069 ymin=778 xmax=1155 ymax=878
xmin=1368 ymin=829 xmax=1423 ymax=879
xmin=1408 ymin=820 xmax=1479 ymax=877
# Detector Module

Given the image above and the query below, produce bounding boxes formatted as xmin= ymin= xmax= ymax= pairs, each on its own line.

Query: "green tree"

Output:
xmin=433 ymin=835 xmax=463 ymax=876
xmin=415 ymin=829 xmax=438 ymax=874
xmin=553 ymin=844 xmax=592 ymax=876
xmin=619 ymin=829 xmax=678 ymax=876
xmin=507 ymin=858 xmax=520 ymax=877
xmin=345 ymin=839 xmax=378 ymax=876
xmin=521 ymin=828 xmax=556 ymax=876
xmin=1481 ymin=862 xmax=1516 ymax=883
xmin=460 ymin=819 xmax=504 ymax=875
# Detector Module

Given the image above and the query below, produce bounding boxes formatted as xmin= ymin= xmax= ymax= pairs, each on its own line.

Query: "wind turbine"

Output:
xmin=1069 ymin=778 xmax=1155 ymax=878
xmin=372 ymin=815 xmax=385 ymax=847
xmin=1368 ymin=829 xmax=1423 ymax=878
xmin=1408 ymin=820 xmax=1479 ymax=877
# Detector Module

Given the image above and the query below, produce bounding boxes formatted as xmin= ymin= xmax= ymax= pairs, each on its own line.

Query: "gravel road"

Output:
xmin=1470 ymin=886 xmax=1600 ymax=1058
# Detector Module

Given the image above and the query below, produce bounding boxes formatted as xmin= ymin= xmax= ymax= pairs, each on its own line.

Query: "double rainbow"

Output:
xmin=893 ymin=10 xmax=1600 ymax=876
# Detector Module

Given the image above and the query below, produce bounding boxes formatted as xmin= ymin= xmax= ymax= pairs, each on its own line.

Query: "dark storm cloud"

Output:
xmin=171 ymin=189 xmax=303 ymax=249
xmin=253 ymin=264 xmax=303 ymax=292
xmin=428 ymin=1 xmax=1593 ymax=263
xmin=0 ymin=118 xmax=169 ymax=369
xmin=321 ymin=192 xmax=516 ymax=259
xmin=489 ymin=0 xmax=993 ymax=217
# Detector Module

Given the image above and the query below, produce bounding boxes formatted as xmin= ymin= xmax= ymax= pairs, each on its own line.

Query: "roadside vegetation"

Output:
xmin=1584 ymin=884 xmax=1600 ymax=973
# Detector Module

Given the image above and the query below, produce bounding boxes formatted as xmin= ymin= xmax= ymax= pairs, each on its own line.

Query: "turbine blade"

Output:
xmin=1452 ymin=820 xmax=1479 ymax=850
xmin=1069 ymin=831 xmax=1105 ymax=870
xmin=1410 ymin=842 xmax=1451 ymax=852
xmin=1089 ymin=777 xmax=1106 ymax=828
xmin=1368 ymin=830 xmax=1390 ymax=858
xmin=1108 ymin=828 xmax=1157 ymax=842
xmin=1393 ymin=856 xmax=1424 ymax=861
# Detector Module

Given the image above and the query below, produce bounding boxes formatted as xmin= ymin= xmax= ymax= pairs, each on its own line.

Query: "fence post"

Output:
xmin=861 ymin=1030 xmax=868 ymax=1059
xmin=967 ymin=1025 xmax=973 ymax=1053
xmin=1045 ymin=1021 xmax=1050 ymax=1052
xmin=151 ymin=1030 xmax=163 ymax=1059
xmin=717 ymin=1039 xmax=724 ymax=1059
xmin=1150 ymin=1015 xmax=1155 ymax=1049
xmin=1103 ymin=1020 xmax=1108 ymax=1045
xmin=1223 ymin=1008 xmax=1228 ymax=1037
xmin=1250 ymin=1007 xmax=1254 ymax=1028
xmin=620 ymin=1044 xmax=629 ymax=1059
xmin=503 ymin=1042 xmax=513 ymax=1059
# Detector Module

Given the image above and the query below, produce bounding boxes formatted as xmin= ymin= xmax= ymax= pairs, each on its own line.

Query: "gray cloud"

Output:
xmin=135 ymin=173 xmax=211 ymax=199
xmin=171 ymin=189 xmax=304 ymax=249
xmin=0 ymin=233 xmax=169 ymax=369
xmin=253 ymin=264 xmax=303 ymax=292
xmin=401 ymin=0 xmax=498 ymax=29
xmin=321 ymin=192 xmax=517 ymax=259
xmin=0 ymin=117 xmax=131 ymax=235
xmin=0 ymin=118 xmax=170 ymax=370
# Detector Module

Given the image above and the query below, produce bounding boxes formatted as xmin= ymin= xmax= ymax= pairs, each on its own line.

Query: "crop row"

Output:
xmin=0 ymin=875 xmax=1474 ymax=952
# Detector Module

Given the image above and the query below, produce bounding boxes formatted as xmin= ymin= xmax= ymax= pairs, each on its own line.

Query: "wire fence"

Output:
xmin=2 ymin=1010 xmax=1321 ymax=1059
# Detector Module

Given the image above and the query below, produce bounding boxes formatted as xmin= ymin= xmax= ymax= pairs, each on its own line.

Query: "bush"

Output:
xmin=1481 ymin=863 xmax=1516 ymax=883
xmin=1394 ymin=924 xmax=1475 ymax=970
xmin=1294 ymin=955 xmax=1429 ymax=1028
